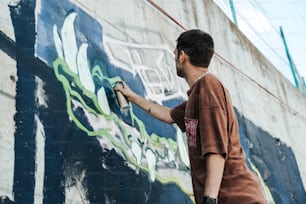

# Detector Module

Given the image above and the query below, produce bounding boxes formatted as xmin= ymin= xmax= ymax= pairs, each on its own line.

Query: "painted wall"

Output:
xmin=0 ymin=0 xmax=305 ymax=203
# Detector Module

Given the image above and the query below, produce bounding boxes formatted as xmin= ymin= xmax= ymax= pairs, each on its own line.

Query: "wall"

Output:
xmin=0 ymin=0 xmax=305 ymax=203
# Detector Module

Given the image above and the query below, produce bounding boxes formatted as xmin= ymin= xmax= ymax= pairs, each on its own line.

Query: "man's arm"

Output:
xmin=204 ymin=153 xmax=225 ymax=199
xmin=114 ymin=81 xmax=174 ymax=124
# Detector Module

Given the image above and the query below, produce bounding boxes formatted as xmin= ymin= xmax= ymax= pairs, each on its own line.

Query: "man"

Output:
xmin=115 ymin=29 xmax=266 ymax=204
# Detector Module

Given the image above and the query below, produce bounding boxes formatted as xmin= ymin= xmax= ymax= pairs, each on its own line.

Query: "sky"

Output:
xmin=214 ymin=0 xmax=306 ymax=88
xmin=247 ymin=0 xmax=306 ymax=83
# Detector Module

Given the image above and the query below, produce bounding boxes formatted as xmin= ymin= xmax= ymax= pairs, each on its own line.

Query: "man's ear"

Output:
xmin=179 ymin=50 xmax=186 ymax=63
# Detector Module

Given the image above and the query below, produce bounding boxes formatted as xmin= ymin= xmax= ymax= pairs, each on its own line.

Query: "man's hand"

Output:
xmin=113 ymin=81 xmax=137 ymax=102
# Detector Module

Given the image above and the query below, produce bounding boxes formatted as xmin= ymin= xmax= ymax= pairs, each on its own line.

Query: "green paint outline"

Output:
xmin=52 ymin=58 xmax=194 ymax=199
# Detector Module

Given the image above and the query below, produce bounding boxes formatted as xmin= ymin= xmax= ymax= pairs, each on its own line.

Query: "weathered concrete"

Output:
xmin=0 ymin=50 xmax=16 ymax=201
xmin=0 ymin=0 xmax=15 ymax=41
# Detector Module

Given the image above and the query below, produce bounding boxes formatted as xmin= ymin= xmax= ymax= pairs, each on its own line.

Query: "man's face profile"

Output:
xmin=174 ymin=48 xmax=184 ymax=78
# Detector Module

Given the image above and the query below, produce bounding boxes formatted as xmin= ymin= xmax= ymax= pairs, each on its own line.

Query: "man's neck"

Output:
xmin=185 ymin=67 xmax=208 ymax=87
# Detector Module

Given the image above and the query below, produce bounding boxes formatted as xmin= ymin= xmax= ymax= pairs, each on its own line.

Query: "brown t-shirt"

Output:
xmin=170 ymin=73 xmax=266 ymax=204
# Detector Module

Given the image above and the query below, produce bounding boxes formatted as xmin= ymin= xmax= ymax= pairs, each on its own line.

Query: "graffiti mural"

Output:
xmin=48 ymin=5 xmax=193 ymax=200
xmin=0 ymin=0 xmax=305 ymax=203
xmin=35 ymin=0 xmax=193 ymax=203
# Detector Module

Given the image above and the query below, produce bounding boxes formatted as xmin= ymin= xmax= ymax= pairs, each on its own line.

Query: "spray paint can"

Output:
xmin=114 ymin=81 xmax=130 ymax=111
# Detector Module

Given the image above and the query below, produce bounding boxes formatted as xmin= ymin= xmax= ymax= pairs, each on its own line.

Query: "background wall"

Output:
xmin=0 ymin=0 xmax=305 ymax=203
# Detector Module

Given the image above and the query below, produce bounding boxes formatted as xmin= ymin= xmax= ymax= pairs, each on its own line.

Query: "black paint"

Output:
xmin=0 ymin=30 xmax=16 ymax=60
xmin=236 ymin=109 xmax=306 ymax=204
xmin=10 ymin=0 xmax=36 ymax=203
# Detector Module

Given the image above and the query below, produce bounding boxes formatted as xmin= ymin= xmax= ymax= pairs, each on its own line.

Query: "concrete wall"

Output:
xmin=0 ymin=0 xmax=305 ymax=203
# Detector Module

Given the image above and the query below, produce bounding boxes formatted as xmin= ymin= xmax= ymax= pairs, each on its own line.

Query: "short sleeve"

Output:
xmin=199 ymin=106 xmax=228 ymax=158
xmin=170 ymin=101 xmax=187 ymax=131
xmin=198 ymin=76 xmax=228 ymax=158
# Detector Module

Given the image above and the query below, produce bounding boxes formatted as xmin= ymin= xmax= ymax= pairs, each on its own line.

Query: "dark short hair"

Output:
xmin=176 ymin=29 xmax=214 ymax=67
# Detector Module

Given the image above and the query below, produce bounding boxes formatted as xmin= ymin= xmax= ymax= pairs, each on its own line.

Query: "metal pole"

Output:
xmin=229 ymin=0 xmax=238 ymax=25
xmin=301 ymin=77 xmax=306 ymax=93
xmin=279 ymin=26 xmax=299 ymax=89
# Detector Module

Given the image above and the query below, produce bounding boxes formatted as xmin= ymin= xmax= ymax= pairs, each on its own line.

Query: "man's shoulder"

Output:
xmin=200 ymin=73 xmax=224 ymax=88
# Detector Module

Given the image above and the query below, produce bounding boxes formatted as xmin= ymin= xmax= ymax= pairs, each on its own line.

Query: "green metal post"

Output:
xmin=279 ymin=26 xmax=299 ymax=89
xmin=301 ymin=77 xmax=306 ymax=93
xmin=229 ymin=0 xmax=238 ymax=25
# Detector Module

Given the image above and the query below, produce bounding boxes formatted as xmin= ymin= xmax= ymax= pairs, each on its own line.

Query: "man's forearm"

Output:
xmin=129 ymin=93 xmax=174 ymax=124
xmin=204 ymin=153 xmax=225 ymax=198
xmin=114 ymin=81 xmax=174 ymax=124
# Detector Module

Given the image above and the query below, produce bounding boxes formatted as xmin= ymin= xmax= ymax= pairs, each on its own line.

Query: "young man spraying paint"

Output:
xmin=115 ymin=29 xmax=266 ymax=204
